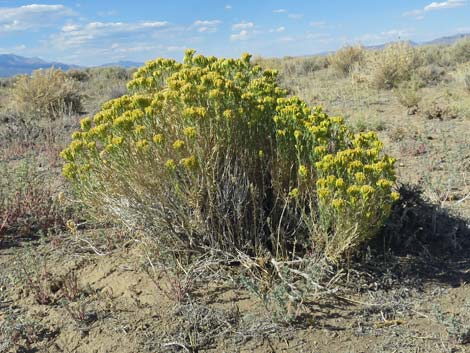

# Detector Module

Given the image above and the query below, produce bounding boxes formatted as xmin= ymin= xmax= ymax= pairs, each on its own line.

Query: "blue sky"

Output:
xmin=0 ymin=0 xmax=469 ymax=66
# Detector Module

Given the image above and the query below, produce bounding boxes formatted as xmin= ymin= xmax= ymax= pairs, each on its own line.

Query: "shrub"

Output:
xmin=61 ymin=50 xmax=398 ymax=263
xmin=416 ymin=64 xmax=447 ymax=86
xmin=419 ymin=94 xmax=459 ymax=120
xmin=0 ymin=159 xmax=66 ymax=239
xmin=363 ymin=42 xmax=420 ymax=89
xmin=394 ymin=79 xmax=422 ymax=113
xmin=67 ymin=69 xmax=90 ymax=82
xmin=417 ymin=45 xmax=452 ymax=67
xmin=449 ymin=37 xmax=470 ymax=64
xmin=11 ymin=68 xmax=82 ymax=120
xmin=465 ymin=74 xmax=470 ymax=92
xmin=328 ymin=45 xmax=365 ymax=77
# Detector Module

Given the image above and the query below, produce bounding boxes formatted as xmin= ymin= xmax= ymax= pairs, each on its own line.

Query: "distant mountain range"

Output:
xmin=99 ymin=61 xmax=144 ymax=68
xmin=421 ymin=33 xmax=470 ymax=45
xmin=0 ymin=56 xmax=143 ymax=77
xmin=0 ymin=54 xmax=78 ymax=77
xmin=1 ymin=33 xmax=469 ymax=77
xmin=366 ymin=33 xmax=469 ymax=50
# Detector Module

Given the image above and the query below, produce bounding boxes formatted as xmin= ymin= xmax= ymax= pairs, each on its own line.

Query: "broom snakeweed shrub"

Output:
xmin=61 ymin=50 xmax=398 ymax=263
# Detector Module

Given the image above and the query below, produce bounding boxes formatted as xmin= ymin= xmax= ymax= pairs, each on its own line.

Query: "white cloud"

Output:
xmin=0 ymin=4 xmax=75 ymax=33
xmin=424 ymin=0 xmax=466 ymax=10
xmin=274 ymin=26 xmax=285 ymax=33
xmin=232 ymin=21 xmax=254 ymax=30
xmin=193 ymin=19 xmax=221 ymax=33
xmin=230 ymin=30 xmax=250 ymax=41
xmin=273 ymin=9 xmax=287 ymax=13
xmin=51 ymin=20 xmax=170 ymax=48
xmin=225 ymin=5 xmax=232 ymax=10
xmin=288 ymin=13 xmax=304 ymax=19
xmin=62 ymin=23 xmax=79 ymax=32
xmin=404 ymin=0 xmax=466 ymax=19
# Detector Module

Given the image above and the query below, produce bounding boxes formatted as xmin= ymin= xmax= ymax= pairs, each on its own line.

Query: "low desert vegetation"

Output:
xmin=61 ymin=50 xmax=398 ymax=264
xmin=11 ymin=68 xmax=83 ymax=120
xmin=0 ymin=38 xmax=469 ymax=352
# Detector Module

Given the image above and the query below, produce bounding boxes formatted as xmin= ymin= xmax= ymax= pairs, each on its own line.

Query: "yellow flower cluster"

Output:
xmin=61 ymin=49 xmax=398 ymax=262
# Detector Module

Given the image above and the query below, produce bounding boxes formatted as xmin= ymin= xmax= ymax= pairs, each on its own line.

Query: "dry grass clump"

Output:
xmin=0 ymin=159 xmax=68 ymax=239
xmin=328 ymin=45 xmax=365 ymax=77
xmin=449 ymin=37 xmax=470 ymax=64
xmin=361 ymin=42 xmax=420 ymax=89
xmin=253 ymin=55 xmax=329 ymax=78
xmin=11 ymin=68 xmax=82 ymax=120
xmin=419 ymin=93 xmax=460 ymax=120
xmin=394 ymin=79 xmax=422 ymax=113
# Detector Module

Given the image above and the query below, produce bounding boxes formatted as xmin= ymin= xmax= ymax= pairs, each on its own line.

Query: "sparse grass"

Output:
xmin=0 ymin=159 xmax=69 ymax=240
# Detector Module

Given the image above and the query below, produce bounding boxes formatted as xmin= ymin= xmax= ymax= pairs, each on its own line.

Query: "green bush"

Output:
xmin=11 ymin=68 xmax=82 ymax=120
xmin=394 ymin=79 xmax=422 ymax=112
xmin=328 ymin=45 xmax=365 ymax=77
xmin=363 ymin=42 xmax=420 ymax=89
xmin=449 ymin=37 xmax=470 ymax=64
xmin=61 ymin=51 xmax=398 ymax=263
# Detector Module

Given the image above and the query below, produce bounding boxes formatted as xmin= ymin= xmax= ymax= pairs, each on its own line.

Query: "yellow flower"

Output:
xmin=314 ymin=146 xmax=327 ymax=155
xmin=153 ymin=134 xmax=164 ymax=144
xmin=173 ymin=139 xmax=185 ymax=150
xmin=355 ymin=172 xmax=366 ymax=183
xmin=377 ymin=179 xmax=393 ymax=189
xmin=165 ymin=159 xmax=176 ymax=170
xmin=136 ymin=139 xmax=149 ymax=151
xmin=60 ymin=148 xmax=73 ymax=161
xmin=294 ymin=130 xmax=302 ymax=139
xmin=391 ymin=191 xmax=400 ymax=201
xmin=326 ymin=175 xmax=336 ymax=185
xmin=360 ymin=185 xmax=375 ymax=195
xmin=180 ymin=155 xmax=198 ymax=169
xmin=71 ymin=131 xmax=82 ymax=140
xmin=289 ymin=188 xmax=299 ymax=198
xmin=111 ymin=136 xmax=124 ymax=146
xmin=298 ymin=165 xmax=308 ymax=178
xmin=223 ymin=109 xmax=234 ymax=119
xmin=317 ymin=188 xmax=330 ymax=200
xmin=258 ymin=149 xmax=264 ymax=158
xmin=62 ymin=163 xmax=76 ymax=179
xmin=70 ymin=140 xmax=85 ymax=153
xmin=335 ymin=178 xmax=345 ymax=188
xmin=183 ymin=127 xmax=197 ymax=139
xmin=80 ymin=117 xmax=91 ymax=131
xmin=134 ymin=125 xmax=146 ymax=135
xmin=347 ymin=185 xmax=360 ymax=195
xmin=316 ymin=178 xmax=326 ymax=188
xmin=332 ymin=198 xmax=346 ymax=209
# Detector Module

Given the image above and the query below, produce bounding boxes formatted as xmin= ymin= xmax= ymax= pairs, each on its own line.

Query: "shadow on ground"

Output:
xmin=360 ymin=184 xmax=470 ymax=288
